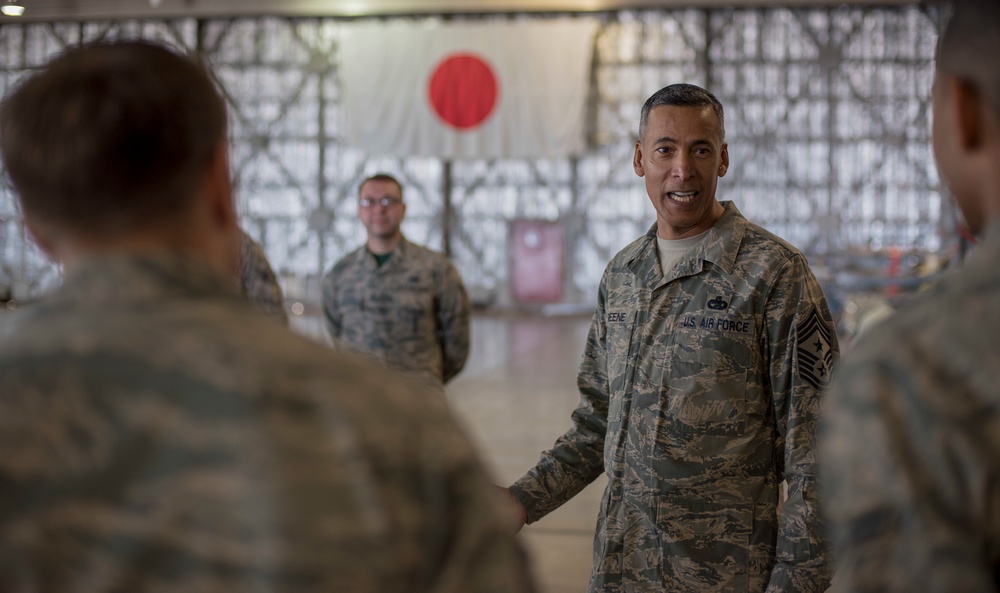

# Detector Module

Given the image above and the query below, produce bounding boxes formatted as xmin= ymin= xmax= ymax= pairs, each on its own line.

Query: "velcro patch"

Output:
xmin=796 ymin=309 xmax=834 ymax=390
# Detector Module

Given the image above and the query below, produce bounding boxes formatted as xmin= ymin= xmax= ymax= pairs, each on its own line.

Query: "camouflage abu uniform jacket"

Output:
xmin=820 ymin=220 xmax=1000 ymax=592
xmin=511 ymin=202 xmax=838 ymax=593
xmin=239 ymin=228 xmax=287 ymax=325
xmin=0 ymin=254 xmax=535 ymax=593
xmin=322 ymin=236 xmax=471 ymax=387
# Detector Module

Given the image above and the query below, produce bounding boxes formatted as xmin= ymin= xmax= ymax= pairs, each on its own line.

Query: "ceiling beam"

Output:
xmin=2 ymin=0 xmax=920 ymax=22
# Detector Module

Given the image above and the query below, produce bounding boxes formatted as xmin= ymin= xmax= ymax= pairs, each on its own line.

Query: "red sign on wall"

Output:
xmin=511 ymin=220 xmax=563 ymax=304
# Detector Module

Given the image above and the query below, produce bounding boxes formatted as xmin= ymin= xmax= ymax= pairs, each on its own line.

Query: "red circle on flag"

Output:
xmin=428 ymin=54 xmax=498 ymax=130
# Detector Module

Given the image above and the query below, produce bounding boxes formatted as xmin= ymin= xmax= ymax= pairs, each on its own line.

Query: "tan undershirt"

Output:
xmin=656 ymin=230 xmax=709 ymax=277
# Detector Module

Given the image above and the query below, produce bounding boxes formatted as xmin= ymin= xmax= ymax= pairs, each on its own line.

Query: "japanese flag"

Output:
xmin=339 ymin=18 xmax=598 ymax=160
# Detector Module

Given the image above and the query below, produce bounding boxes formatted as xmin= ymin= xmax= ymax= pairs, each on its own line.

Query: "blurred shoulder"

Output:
xmin=329 ymin=246 xmax=368 ymax=274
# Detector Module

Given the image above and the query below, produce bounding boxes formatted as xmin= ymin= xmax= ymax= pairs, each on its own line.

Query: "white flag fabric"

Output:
xmin=339 ymin=19 xmax=598 ymax=159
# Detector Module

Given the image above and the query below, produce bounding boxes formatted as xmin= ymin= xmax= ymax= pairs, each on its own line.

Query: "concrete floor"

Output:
xmin=445 ymin=313 xmax=606 ymax=593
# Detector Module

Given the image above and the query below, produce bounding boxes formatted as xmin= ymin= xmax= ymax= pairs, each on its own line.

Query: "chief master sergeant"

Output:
xmin=322 ymin=173 xmax=471 ymax=388
xmin=502 ymin=84 xmax=839 ymax=593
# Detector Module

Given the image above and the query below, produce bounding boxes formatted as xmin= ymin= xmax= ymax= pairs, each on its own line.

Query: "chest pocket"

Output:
xmin=662 ymin=315 xmax=754 ymax=437
xmin=393 ymin=279 xmax=435 ymax=338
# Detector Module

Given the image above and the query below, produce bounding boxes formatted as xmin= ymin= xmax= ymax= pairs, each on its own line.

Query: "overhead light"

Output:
xmin=1 ymin=2 xmax=24 ymax=16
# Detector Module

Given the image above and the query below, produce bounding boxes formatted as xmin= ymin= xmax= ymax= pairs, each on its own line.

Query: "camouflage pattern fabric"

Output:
xmin=0 ymin=254 xmax=535 ymax=593
xmin=510 ymin=202 xmax=838 ymax=593
xmin=819 ymin=221 xmax=1000 ymax=592
xmin=239 ymin=228 xmax=288 ymax=325
xmin=322 ymin=237 xmax=471 ymax=388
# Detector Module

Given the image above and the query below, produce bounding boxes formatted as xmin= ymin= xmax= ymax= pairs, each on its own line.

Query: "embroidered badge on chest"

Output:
xmin=797 ymin=309 xmax=834 ymax=389
xmin=707 ymin=295 xmax=729 ymax=311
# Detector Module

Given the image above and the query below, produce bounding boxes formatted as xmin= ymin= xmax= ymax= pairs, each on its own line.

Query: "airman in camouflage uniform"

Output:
xmin=505 ymin=84 xmax=838 ymax=593
xmin=0 ymin=40 xmax=535 ymax=593
xmin=239 ymin=227 xmax=288 ymax=325
xmin=322 ymin=174 xmax=471 ymax=389
xmin=820 ymin=1 xmax=1000 ymax=590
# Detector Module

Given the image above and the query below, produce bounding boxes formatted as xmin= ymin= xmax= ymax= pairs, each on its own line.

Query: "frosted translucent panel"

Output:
xmin=712 ymin=7 xmax=946 ymax=275
xmin=0 ymin=7 xmax=950 ymax=308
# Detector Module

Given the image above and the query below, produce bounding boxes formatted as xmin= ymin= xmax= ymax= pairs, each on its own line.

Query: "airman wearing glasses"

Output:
xmin=321 ymin=173 xmax=471 ymax=390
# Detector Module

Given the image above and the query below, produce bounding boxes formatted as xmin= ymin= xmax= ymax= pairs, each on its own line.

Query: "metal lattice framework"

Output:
xmin=0 ymin=5 xmax=948 ymax=308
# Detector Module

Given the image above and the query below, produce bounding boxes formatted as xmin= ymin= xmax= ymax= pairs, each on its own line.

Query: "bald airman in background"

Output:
xmin=820 ymin=0 xmax=1000 ymax=590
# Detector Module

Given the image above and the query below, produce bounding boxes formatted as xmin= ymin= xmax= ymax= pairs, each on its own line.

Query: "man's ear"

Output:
xmin=199 ymin=141 xmax=242 ymax=279
xmin=633 ymin=141 xmax=645 ymax=177
xmin=23 ymin=216 xmax=59 ymax=263
xmin=952 ymin=77 xmax=985 ymax=152
xmin=205 ymin=141 xmax=237 ymax=229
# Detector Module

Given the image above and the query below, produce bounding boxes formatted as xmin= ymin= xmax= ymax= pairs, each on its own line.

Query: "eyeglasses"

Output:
xmin=359 ymin=197 xmax=403 ymax=208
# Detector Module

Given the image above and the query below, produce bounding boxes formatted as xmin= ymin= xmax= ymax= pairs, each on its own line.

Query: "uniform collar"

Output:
xmin=626 ymin=201 xmax=745 ymax=288
xmin=700 ymin=201 xmax=746 ymax=274
xmin=57 ymin=252 xmax=241 ymax=305
xmin=977 ymin=218 xmax=1000 ymax=252
xmin=961 ymin=218 xmax=1000 ymax=281
xmin=362 ymin=235 xmax=411 ymax=268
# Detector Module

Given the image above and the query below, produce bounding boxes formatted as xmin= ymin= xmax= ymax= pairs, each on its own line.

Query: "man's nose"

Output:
xmin=672 ymin=153 xmax=695 ymax=179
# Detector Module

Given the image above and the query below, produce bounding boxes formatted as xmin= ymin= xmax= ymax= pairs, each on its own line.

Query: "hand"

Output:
xmin=495 ymin=485 xmax=528 ymax=533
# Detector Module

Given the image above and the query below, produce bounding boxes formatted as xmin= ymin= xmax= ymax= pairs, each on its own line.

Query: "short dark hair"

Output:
xmin=359 ymin=173 xmax=403 ymax=200
xmin=639 ymin=83 xmax=726 ymax=141
xmin=936 ymin=0 xmax=1000 ymax=121
xmin=0 ymin=40 xmax=228 ymax=237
